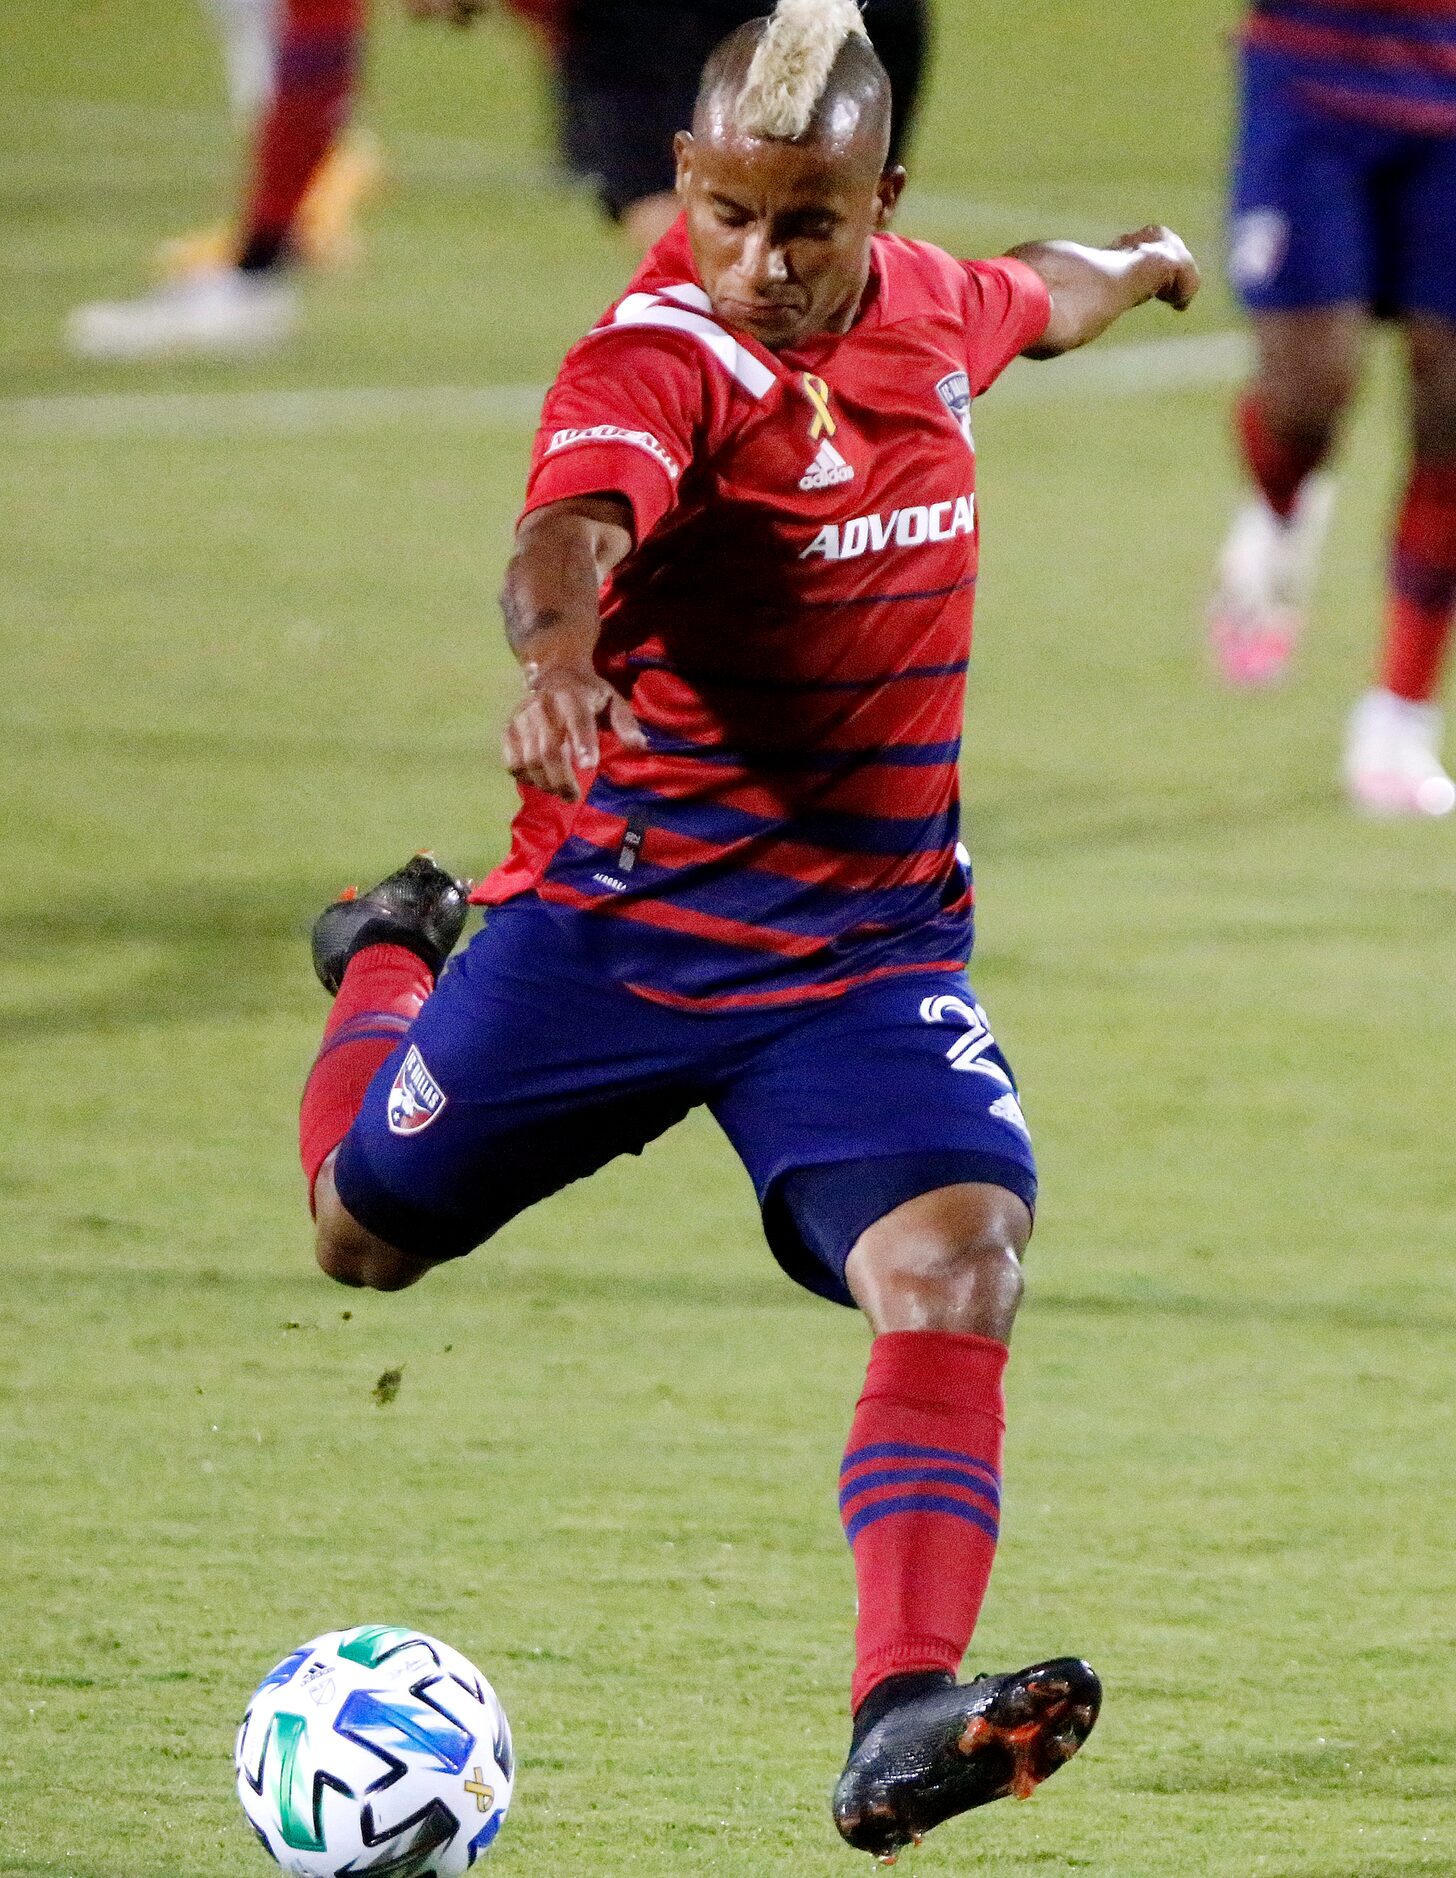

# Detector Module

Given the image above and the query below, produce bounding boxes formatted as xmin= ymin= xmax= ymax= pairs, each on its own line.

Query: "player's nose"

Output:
xmin=740 ymin=228 xmax=789 ymax=290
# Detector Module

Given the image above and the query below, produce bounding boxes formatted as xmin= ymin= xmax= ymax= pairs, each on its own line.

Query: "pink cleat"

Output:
xmin=1343 ymin=690 xmax=1456 ymax=818
xmin=1207 ymin=476 xmax=1336 ymax=688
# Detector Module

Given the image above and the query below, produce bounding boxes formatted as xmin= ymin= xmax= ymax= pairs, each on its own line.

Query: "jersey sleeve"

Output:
xmin=522 ymin=328 xmax=709 ymax=544
xmin=960 ymin=256 xmax=1053 ymax=397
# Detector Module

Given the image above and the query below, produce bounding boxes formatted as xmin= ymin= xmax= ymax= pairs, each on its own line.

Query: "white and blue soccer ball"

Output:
xmin=235 ymin=1626 xmax=514 ymax=1875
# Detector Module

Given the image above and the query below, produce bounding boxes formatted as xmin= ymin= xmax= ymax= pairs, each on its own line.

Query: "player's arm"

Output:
xmin=499 ymin=494 xmax=647 ymax=802
xmin=1008 ymin=225 xmax=1199 ymax=358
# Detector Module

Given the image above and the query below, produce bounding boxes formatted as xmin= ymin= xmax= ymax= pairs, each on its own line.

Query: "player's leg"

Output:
xmin=1211 ymin=57 xmax=1368 ymax=684
xmin=714 ymin=980 xmax=1098 ymax=1858
xmin=67 ymin=0 xmax=364 ymax=360
xmin=1343 ymin=133 xmax=1456 ymax=816
xmin=299 ymin=855 xmax=472 ymax=1287
xmin=553 ymin=0 xmax=705 ymax=254
xmin=302 ymin=870 xmax=706 ymax=1286
xmin=209 ymin=0 xmax=283 ymax=122
xmin=236 ymin=0 xmax=367 ymax=275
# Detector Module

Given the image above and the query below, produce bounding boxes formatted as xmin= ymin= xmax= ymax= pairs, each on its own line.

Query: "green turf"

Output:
xmin=2 ymin=3 xmax=1454 ymax=1873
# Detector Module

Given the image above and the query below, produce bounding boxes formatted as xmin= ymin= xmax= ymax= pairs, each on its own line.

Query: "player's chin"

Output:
xmin=716 ymin=300 xmax=808 ymax=349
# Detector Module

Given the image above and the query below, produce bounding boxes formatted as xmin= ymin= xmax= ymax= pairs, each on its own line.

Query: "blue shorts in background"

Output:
xmin=1230 ymin=50 xmax=1456 ymax=321
xmin=333 ymin=895 xmax=1037 ymax=1308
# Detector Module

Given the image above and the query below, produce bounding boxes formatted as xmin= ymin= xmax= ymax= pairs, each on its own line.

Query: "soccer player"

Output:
xmin=66 ymin=0 xmax=481 ymax=362
xmin=556 ymin=0 xmax=929 ymax=254
xmin=1209 ymin=0 xmax=1456 ymax=817
xmin=297 ymin=0 xmax=1199 ymax=1855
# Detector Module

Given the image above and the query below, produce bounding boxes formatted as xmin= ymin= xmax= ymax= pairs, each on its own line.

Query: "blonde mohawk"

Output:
xmin=734 ymin=0 xmax=870 ymax=141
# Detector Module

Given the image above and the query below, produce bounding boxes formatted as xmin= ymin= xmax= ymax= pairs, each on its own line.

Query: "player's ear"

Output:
xmin=874 ymin=165 xmax=907 ymax=227
xmin=674 ymin=131 xmax=694 ymax=198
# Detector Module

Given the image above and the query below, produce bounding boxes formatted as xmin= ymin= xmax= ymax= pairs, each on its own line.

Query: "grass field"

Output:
xmin=3 ymin=3 xmax=1455 ymax=1874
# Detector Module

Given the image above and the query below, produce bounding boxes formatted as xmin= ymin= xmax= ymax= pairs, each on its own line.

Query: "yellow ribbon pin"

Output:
xmin=802 ymin=373 xmax=836 ymax=440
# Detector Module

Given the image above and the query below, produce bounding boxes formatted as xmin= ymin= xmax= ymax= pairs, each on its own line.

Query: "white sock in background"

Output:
xmin=204 ymin=0 xmax=281 ymax=123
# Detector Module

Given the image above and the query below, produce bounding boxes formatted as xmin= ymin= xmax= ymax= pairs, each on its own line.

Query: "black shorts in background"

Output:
xmin=558 ymin=0 xmax=931 ymax=220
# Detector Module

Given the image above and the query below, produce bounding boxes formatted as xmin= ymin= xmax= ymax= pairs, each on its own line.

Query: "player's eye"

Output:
xmin=711 ymin=198 xmax=752 ymax=227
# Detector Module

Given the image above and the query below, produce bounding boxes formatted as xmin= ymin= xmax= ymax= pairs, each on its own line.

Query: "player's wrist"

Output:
xmin=522 ymin=655 xmax=598 ymax=694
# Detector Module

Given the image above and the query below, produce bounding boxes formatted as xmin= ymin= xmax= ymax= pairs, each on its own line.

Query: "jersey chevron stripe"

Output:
xmin=540 ymin=879 xmax=826 ymax=957
xmin=546 ymin=837 xmax=949 ymax=937
xmin=1247 ymin=12 xmax=1456 ymax=78
xmin=623 ymin=953 xmax=972 ymax=1012
xmin=607 ymin=293 xmax=776 ymax=399
xmin=567 ymin=803 xmax=963 ymax=891
xmin=623 ymin=654 xmax=969 ymax=692
xmin=639 ymin=731 xmax=965 ymax=770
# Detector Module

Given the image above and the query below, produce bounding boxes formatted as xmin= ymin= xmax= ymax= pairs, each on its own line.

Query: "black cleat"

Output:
xmin=310 ymin=852 xmax=470 ymax=996
xmin=832 ymin=1657 xmax=1102 ymax=1862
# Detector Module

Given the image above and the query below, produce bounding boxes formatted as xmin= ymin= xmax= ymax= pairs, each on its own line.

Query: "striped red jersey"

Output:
xmin=476 ymin=220 xmax=1051 ymax=1011
xmin=1244 ymin=0 xmax=1456 ymax=136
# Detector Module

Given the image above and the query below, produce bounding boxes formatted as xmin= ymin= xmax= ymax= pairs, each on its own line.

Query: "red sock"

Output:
xmin=239 ymin=0 xmax=364 ymax=266
xmin=1237 ymin=389 xmax=1329 ymax=521
xmin=298 ymin=943 xmax=432 ymax=1209
xmin=839 ymin=1331 xmax=1008 ymax=1714
xmin=1382 ymin=460 xmax=1456 ymax=703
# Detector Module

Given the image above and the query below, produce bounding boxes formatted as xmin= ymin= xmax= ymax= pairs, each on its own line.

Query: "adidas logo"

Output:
xmin=799 ymin=438 xmax=855 ymax=492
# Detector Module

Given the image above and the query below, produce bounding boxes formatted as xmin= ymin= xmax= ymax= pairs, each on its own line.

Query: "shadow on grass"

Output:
xmin=2 ymin=876 xmax=481 ymax=1044
xmin=10 ymin=1253 xmax=803 ymax=1315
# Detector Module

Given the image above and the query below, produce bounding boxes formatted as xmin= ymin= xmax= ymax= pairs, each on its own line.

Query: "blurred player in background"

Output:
xmin=556 ymin=0 xmax=928 ymax=252
xmin=154 ymin=0 xmax=385 ymax=282
xmin=1210 ymin=0 xmax=1456 ymax=817
xmin=67 ymin=0 xmax=484 ymax=362
xmin=292 ymin=0 xmax=1198 ymax=1857
xmin=66 ymin=0 xmax=925 ymax=358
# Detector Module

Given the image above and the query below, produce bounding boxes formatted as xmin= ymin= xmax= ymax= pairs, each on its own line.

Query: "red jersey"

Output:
xmin=477 ymin=220 xmax=1051 ymax=1011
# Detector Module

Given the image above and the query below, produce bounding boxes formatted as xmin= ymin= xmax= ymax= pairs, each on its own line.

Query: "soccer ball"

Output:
xmin=235 ymin=1625 xmax=514 ymax=1875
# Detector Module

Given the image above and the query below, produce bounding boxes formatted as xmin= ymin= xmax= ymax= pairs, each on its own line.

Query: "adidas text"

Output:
xmin=799 ymin=438 xmax=855 ymax=492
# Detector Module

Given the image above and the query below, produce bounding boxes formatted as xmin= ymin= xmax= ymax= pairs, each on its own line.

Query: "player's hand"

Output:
xmin=502 ymin=662 xmax=648 ymax=803
xmin=401 ymin=0 xmax=487 ymax=25
xmin=1113 ymin=225 xmax=1200 ymax=313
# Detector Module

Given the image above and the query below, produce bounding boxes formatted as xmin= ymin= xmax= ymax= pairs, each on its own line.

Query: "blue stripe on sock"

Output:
xmin=842 ymin=1442 xmax=1000 ymax=1487
xmin=839 ymin=1465 xmax=1000 ymax=1513
xmin=312 ymin=1019 xmax=411 ymax=1067
xmin=844 ymin=1493 xmax=1000 ymax=1545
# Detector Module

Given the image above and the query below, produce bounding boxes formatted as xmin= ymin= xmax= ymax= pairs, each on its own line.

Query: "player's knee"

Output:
xmin=315 ymin=1226 xmax=430 ymax=1292
xmin=1406 ymin=320 xmax=1456 ymax=459
xmin=1254 ymin=313 xmax=1361 ymax=445
xmin=313 ymin=1188 xmax=433 ymax=1292
xmin=1258 ymin=368 xmax=1355 ymax=451
xmin=846 ymin=1183 xmax=1030 ymax=1338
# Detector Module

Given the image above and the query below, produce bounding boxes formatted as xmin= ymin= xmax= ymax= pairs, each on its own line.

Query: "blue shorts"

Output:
xmin=332 ymin=897 xmax=1037 ymax=1309
xmin=1231 ymin=51 xmax=1456 ymax=321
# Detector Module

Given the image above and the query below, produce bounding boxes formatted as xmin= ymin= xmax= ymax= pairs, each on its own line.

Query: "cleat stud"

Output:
xmin=340 ymin=885 xmax=358 ymax=901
